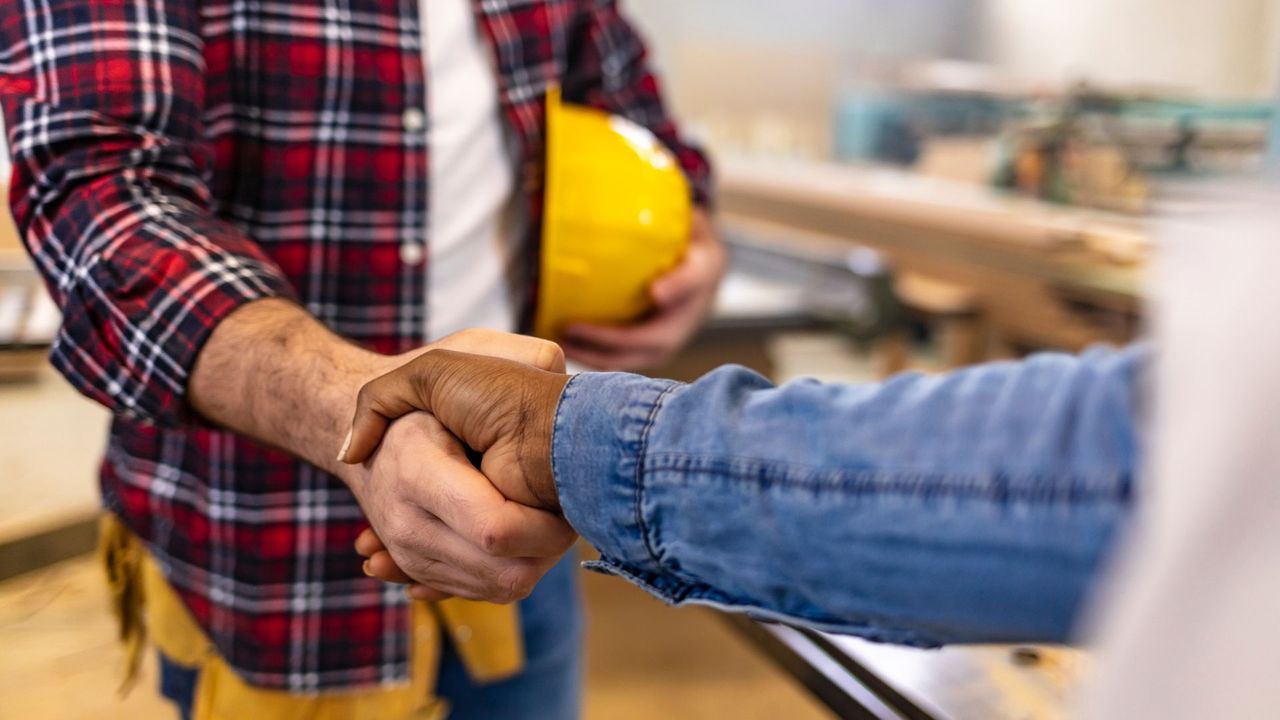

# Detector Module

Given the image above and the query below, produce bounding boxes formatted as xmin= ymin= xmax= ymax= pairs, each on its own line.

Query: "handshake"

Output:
xmin=335 ymin=330 xmax=577 ymax=605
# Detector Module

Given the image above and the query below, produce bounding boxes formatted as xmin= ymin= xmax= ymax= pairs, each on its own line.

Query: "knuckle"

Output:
xmin=492 ymin=565 xmax=536 ymax=604
xmin=356 ymin=382 xmax=391 ymax=417
xmin=406 ymin=555 xmax=441 ymax=582
xmin=382 ymin=513 xmax=416 ymax=547
xmin=355 ymin=383 xmax=374 ymax=410
xmin=477 ymin=514 xmax=515 ymax=556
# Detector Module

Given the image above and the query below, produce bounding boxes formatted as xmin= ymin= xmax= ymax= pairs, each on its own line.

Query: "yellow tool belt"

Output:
xmin=98 ymin=514 xmax=524 ymax=720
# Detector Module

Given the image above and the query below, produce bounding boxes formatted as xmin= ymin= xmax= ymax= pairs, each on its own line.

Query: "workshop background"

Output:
xmin=2 ymin=1 xmax=1277 ymax=718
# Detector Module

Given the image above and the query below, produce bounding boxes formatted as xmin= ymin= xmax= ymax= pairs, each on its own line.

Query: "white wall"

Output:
xmin=978 ymin=0 xmax=1280 ymax=99
xmin=619 ymin=0 xmax=981 ymax=158
xmin=622 ymin=0 xmax=978 ymax=66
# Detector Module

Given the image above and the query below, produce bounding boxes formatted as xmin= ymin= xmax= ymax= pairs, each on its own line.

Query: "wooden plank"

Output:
xmin=0 ymin=511 xmax=100 ymax=582
xmin=716 ymin=161 xmax=1146 ymax=353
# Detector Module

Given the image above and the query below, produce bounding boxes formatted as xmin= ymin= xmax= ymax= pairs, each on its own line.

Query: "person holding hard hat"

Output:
xmin=0 ymin=0 xmax=719 ymax=717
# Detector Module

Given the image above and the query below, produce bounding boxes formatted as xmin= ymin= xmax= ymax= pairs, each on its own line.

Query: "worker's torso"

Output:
xmin=423 ymin=0 xmax=523 ymax=340
xmin=103 ymin=0 xmax=573 ymax=691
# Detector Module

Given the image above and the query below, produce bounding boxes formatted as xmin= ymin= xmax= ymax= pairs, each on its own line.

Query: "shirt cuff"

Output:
xmin=551 ymin=372 xmax=680 ymax=570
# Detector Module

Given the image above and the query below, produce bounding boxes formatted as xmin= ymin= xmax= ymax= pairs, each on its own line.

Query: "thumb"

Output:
xmin=435 ymin=329 xmax=566 ymax=373
xmin=340 ymin=363 xmax=434 ymax=464
xmin=341 ymin=332 xmax=565 ymax=464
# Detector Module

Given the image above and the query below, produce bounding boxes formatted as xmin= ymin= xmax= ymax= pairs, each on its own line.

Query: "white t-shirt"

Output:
xmin=422 ymin=0 xmax=521 ymax=340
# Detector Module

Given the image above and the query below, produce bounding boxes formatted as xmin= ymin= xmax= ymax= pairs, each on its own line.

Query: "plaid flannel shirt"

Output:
xmin=0 ymin=0 xmax=710 ymax=691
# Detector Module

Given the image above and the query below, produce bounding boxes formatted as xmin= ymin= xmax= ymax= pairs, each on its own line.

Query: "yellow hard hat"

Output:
xmin=534 ymin=87 xmax=692 ymax=340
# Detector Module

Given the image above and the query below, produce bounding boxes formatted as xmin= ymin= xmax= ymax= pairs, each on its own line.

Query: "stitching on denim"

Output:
xmin=634 ymin=383 xmax=681 ymax=571
xmin=644 ymin=453 xmax=1134 ymax=506
xmin=548 ymin=373 xmax=581 ymax=502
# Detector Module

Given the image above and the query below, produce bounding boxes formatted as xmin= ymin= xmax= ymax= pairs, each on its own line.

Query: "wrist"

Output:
xmin=326 ymin=349 xmax=405 ymax=484
xmin=519 ymin=373 xmax=571 ymax=513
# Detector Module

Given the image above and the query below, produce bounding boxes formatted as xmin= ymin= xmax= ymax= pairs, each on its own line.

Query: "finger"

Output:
xmin=651 ymin=216 xmax=725 ymax=308
xmin=562 ymin=323 xmax=659 ymax=352
xmin=408 ymin=585 xmax=453 ymax=602
xmin=438 ymin=329 xmax=567 ymax=374
xmin=650 ymin=253 xmax=702 ymax=309
xmin=401 ymin=558 xmax=553 ymax=604
xmin=355 ymin=528 xmax=387 ymax=558
xmin=389 ymin=553 xmax=493 ymax=596
xmin=562 ymin=307 xmax=691 ymax=353
xmin=561 ymin=299 xmax=702 ymax=369
xmin=655 ymin=245 xmax=716 ymax=304
xmin=342 ymin=370 xmax=426 ymax=464
xmin=410 ymin=426 xmax=577 ymax=558
xmin=381 ymin=512 xmax=559 ymax=603
xmin=366 ymin=551 xmax=415 ymax=584
xmin=342 ymin=334 xmax=565 ymax=465
xmin=562 ymin=341 xmax=666 ymax=372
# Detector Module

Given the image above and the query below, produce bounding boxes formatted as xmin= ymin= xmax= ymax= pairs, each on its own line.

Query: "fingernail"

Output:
xmin=362 ymin=560 xmax=372 ymax=577
xmin=337 ymin=428 xmax=353 ymax=463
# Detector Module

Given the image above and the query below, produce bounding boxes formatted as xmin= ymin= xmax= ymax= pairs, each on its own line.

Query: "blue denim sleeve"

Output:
xmin=552 ymin=346 xmax=1146 ymax=647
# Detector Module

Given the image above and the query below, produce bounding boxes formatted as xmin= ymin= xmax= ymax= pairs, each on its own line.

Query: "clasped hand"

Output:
xmin=335 ymin=329 xmax=572 ymax=604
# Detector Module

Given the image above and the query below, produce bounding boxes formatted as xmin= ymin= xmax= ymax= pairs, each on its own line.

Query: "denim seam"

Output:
xmin=643 ymin=454 xmax=1132 ymax=506
xmin=645 ymin=450 xmax=1131 ymax=481
xmin=633 ymin=383 xmax=681 ymax=572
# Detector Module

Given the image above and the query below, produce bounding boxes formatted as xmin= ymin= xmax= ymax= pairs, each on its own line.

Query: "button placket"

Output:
xmin=402 ymin=107 xmax=426 ymax=132
xmin=400 ymin=242 xmax=425 ymax=265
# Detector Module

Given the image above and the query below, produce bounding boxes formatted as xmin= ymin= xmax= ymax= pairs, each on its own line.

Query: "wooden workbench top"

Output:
xmin=716 ymin=156 xmax=1148 ymax=350
xmin=718 ymin=156 xmax=1150 ymax=269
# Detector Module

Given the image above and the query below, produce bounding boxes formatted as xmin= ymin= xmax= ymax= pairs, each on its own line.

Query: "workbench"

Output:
xmin=729 ymin=617 xmax=1084 ymax=720
xmin=717 ymin=156 xmax=1147 ymax=354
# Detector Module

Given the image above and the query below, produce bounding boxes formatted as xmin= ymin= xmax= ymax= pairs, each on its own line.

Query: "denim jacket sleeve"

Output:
xmin=552 ymin=346 xmax=1146 ymax=647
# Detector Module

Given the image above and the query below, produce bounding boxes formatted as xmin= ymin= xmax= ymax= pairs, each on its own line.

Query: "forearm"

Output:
xmin=553 ymin=347 xmax=1147 ymax=645
xmin=2 ymin=0 xmax=298 ymax=423
xmin=189 ymin=298 xmax=396 ymax=481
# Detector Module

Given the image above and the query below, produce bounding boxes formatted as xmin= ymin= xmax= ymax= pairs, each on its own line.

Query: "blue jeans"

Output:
xmin=160 ymin=553 xmax=582 ymax=720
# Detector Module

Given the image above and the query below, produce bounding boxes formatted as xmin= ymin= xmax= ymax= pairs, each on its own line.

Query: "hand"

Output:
xmin=342 ymin=349 xmax=568 ymax=511
xmin=562 ymin=209 xmax=725 ymax=371
xmin=338 ymin=331 xmax=574 ymax=604
xmin=340 ymin=348 xmax=572 ymax=602
xmin=356 ymin=525 xmax=490 ymax=601
xmin=346 ymin=411 xmax=571 ymax=603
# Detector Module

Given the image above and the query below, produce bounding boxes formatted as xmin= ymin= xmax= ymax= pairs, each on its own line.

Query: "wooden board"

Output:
xmin=717 ymin=158 xmax=1146 ymax=353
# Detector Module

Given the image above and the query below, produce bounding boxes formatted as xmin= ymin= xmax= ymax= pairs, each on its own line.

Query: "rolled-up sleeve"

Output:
xmin=553 ymin=372 xmax=680 ymax=569
xmin=0 ymin=0 xmax=294 ymax=425
xmin=554 ymin=348 xmax=1146 ymax=646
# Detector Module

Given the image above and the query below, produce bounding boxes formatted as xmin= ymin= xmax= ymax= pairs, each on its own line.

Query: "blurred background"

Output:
xmin=2 ymin=1 xmax=1276 ymax=718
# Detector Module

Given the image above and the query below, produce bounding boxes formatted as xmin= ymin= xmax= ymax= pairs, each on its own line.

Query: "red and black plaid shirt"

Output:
xmin=0 ymin=0 xmax=709 ymax=690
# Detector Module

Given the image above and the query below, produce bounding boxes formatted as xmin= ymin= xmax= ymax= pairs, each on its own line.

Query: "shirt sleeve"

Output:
xmin=553 ymin=346 xmax=1147 ymax=646
xmin=0 ymin=0 xmax=295 ymax=425
xmin=563 ymin=0 xmax=714 ymax=206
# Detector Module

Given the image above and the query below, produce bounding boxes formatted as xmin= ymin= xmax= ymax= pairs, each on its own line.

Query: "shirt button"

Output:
xmin=402 ymin=108 xmax=426 ymax=132
xmin=400 ymin=243 xmax=425 ymax=265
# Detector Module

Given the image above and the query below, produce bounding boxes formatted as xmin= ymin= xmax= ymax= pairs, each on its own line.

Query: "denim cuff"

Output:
xmin=551 ymin=372 xmax=679 ymax=571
